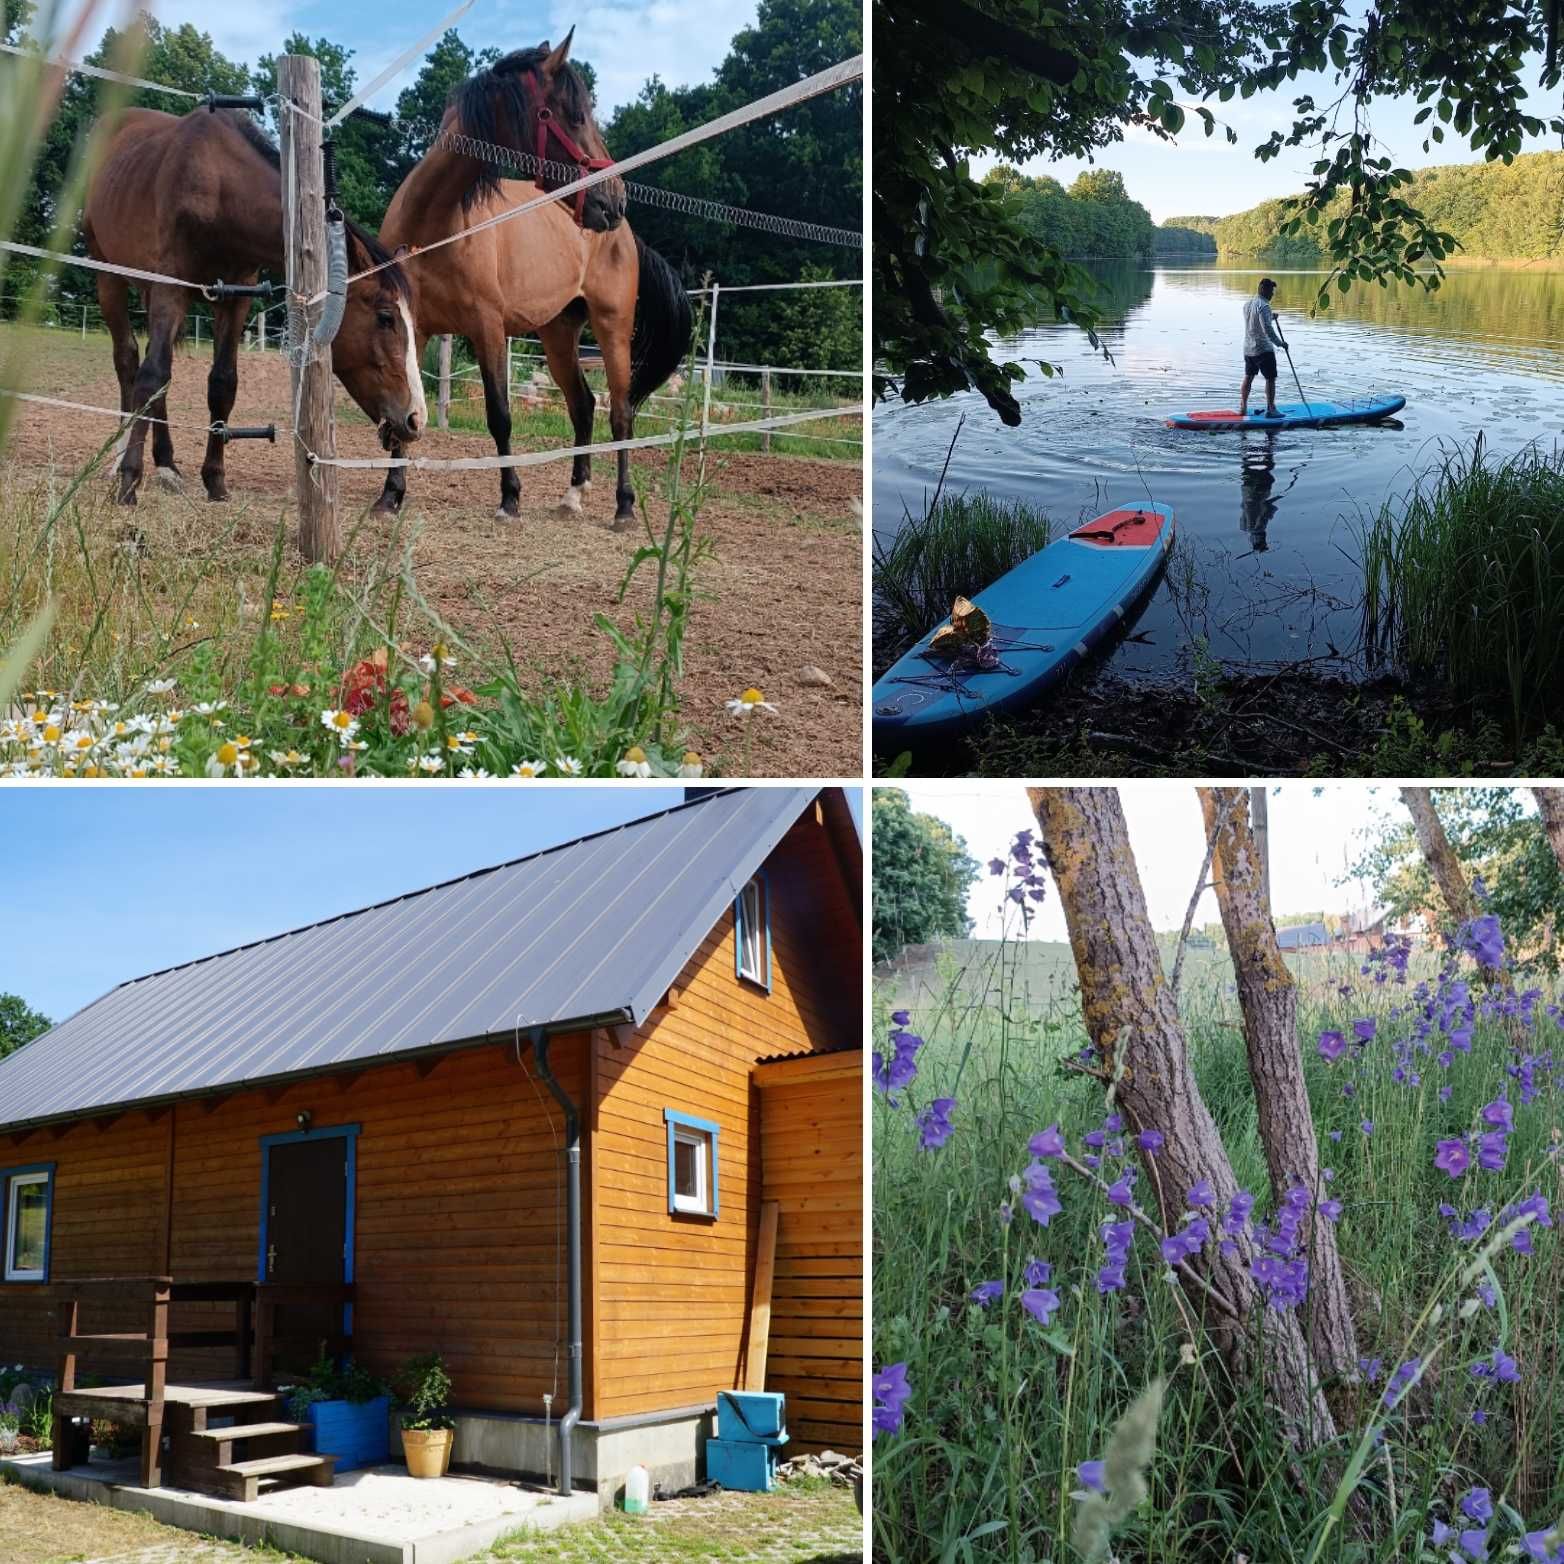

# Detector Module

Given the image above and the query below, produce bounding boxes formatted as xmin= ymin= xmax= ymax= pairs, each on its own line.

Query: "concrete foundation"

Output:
xmin=0 ymin=1450 xmax=597 ymax=1564
xmin=451 ymin=1402 xmax=718 ymax=1510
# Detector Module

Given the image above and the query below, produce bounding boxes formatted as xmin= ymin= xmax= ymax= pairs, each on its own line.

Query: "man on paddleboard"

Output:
xmin=1239 ymin=277 xmax=1288 ymax=419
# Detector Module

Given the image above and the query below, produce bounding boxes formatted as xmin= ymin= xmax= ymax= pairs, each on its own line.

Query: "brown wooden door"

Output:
xmin=265 ymin=1136 xmax=348 ymax=1370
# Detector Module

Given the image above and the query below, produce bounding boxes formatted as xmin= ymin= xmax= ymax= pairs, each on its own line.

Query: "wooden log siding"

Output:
xmin=1 ymin=1044 xmax=589 ymax=1414
xmin=756 ymin=1055 xmax=862 ymax=1454
xmin=588 ymin=817 xmax=860 ymax=1422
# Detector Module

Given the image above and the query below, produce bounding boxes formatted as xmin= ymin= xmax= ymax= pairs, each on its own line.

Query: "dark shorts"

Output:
xmin=1244 ymin=350 xmax=1278 ymax=380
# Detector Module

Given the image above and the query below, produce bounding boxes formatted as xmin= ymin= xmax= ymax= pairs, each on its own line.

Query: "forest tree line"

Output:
xmin=982 ymin=166 xmax=1167 ymax=259
xmin=1169 ymin=150 xmax=1564 ymax=264
xmin=1 ymin=0 xmax=862 ymax=368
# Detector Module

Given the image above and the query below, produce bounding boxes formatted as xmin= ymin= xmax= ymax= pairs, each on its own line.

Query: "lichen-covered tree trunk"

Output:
xmin=1401 ymin=787 xmax=1502 ymax=985
xmin=1198 ymin=787 xmax=1360 ymax=1386
xmin=1534 ymin=788 xmax=1564 ymax=875
xmin=1028 ymin=786 xmax=1337 ymax=1445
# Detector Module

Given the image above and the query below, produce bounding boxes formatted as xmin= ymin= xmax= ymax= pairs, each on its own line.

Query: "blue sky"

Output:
xmin=5 ymin=785 xmax=860 ymax=1022
xmin=67 ymin=0 xmax=763 ymax=120
xmin=983 ymin=29 xmax=1560 ymax=222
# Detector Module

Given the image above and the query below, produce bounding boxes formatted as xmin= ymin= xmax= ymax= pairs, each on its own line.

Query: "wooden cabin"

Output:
xmin=0 ymin=786 xmax=862 ymax=1505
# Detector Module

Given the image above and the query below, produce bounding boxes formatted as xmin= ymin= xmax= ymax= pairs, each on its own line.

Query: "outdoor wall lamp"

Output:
xmin=296 ymin=1110 xmax=312 ymax=1132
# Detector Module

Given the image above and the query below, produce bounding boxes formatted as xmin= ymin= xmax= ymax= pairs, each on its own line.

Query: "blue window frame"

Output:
xmin=734 ymin=871 xmax=772 ymax=992
xmin=1 ymin=1161 xmax=55 ymax=1283
xmin=257 ymin=1124 xmax=359 ymax=1333
xmin=663 ymin=1109 xmax=720 ymax=1219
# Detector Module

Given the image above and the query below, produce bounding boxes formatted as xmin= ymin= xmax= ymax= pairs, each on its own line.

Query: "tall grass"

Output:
xmin=1359 ymin=437 xmax=1564 ymax=740
xmin=874 ymin=921 xmax=1564 ymax=1563
xmin=873 ymin=490 xmax=1052 ymax=669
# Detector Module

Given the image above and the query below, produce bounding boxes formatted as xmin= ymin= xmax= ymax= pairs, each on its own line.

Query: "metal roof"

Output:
xmin=0 ymin=787 xmax=821 ymax=1131
xmin=1276 ymin=921 xmax=1331 ymax=949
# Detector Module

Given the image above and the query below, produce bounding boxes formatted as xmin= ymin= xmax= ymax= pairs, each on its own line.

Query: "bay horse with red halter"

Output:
xmin=83 ymin=106 xmax=425 ymax=505
xmin=375 ymin=31 xmax=692 ymax=528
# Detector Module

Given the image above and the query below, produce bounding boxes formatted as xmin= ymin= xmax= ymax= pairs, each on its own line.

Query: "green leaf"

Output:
xmin=1160 ymin=102 xmax=1185 ymax=135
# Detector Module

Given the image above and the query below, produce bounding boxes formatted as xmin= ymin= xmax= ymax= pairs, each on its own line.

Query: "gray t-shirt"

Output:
xmin=1244 ymin=296 xmax=1285 ymax=357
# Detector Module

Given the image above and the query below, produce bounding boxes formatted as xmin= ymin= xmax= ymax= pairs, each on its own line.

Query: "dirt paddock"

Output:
xmin=0 ymin=328 xmax=862 ymax=776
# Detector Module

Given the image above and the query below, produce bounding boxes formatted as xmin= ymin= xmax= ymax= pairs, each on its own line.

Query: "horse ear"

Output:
xmin=393 ymin=244 xmax=410 ymax=260
xmin=542 ymin=26 xmax=574 ymax=74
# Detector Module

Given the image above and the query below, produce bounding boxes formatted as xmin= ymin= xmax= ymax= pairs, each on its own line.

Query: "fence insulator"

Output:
xmin=216 ymin=423 xmax=277 ymax=444
xmin=205 ymin=93 xmax=266 ymax=112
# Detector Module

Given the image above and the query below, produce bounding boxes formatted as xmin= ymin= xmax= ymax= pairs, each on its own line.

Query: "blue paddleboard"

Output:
xmin=1166 ymin=394 xmax=1405 ymax=430
xmin=871 ymin=504 xmax=1174 ymax=747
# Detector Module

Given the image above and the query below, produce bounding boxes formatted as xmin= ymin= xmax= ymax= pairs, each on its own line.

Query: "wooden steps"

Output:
xmin=210 ymin=1451 xmax=338 ymax=1503
xmin=187 ymin=1421 xmax=306 ymax=1444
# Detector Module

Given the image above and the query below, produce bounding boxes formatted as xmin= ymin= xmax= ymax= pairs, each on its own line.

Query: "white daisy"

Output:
xmin=554 ymin=755 xmax=583 ymax=777
xmin=616 ymin=746 xmax=653 ymax=779
xmin=725 ymin=687 xmax=777 ymax=717
xmin=320 ymin=709 xmax=360 ymax=741
xmin=511 ymin=760 xmax=545 ymax=778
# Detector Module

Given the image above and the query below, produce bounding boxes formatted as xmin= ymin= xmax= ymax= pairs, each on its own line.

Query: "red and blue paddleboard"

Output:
xmin=871 ymin=503 xmax=1174 ymax=747
xmin=1166 ymin=394 xmax=1405 ymax=430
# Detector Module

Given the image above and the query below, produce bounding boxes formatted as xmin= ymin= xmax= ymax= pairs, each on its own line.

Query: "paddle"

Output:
xmin=1280 ymin=332 xmax=1313 ymax=416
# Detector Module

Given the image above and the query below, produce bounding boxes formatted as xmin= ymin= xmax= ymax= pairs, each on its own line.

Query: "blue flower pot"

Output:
xmin=306 ymin=1395 xmax=390 ymax=1472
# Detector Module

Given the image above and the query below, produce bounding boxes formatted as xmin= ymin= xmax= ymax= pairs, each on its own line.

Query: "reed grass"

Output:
xmin=1359 ymin=437 xmax=1564 ymax=740
xmin=872 ymin=489 xmax=1052 ymax=668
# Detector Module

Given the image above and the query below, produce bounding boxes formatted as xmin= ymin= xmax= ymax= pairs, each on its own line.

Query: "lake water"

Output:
xmin=873 ymin=261 xmax=1564 ymax=676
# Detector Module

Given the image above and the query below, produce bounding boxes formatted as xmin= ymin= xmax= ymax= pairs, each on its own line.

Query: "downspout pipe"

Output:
xmin=531 ymin=1026 xmax=582 ymax=1497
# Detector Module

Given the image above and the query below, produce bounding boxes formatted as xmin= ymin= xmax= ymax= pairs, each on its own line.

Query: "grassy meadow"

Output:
xmin=873 ymin=927 xmax=1564 ymax=1563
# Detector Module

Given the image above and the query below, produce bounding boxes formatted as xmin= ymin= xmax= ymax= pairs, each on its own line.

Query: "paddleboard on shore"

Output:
xmin=871 ymin=503 xmax=1174 ymax=747
xmin=1166 ymin=394 xmax=1406 ymax=430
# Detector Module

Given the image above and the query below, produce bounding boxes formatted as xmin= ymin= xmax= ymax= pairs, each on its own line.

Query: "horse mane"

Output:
xmin=221 ymin=112 xmax=409 ymax=298
xmin=450 ymin=46 xmax=594 ymax=212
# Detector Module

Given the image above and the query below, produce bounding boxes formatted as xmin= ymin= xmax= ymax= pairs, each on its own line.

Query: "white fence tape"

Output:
xmin=322 ymin=51 xmax=863 ymax=299
xmin=305 ymin=402 xmax=864 ymax=470
xmin=323 ymin=0 xmax=475 ymax=127
xmin=0 ymin=40 xmax=203 ymax=97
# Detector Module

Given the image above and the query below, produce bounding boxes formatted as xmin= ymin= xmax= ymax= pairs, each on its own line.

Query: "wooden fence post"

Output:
xmin=277 ymin=54 xmax=340 ymax=564
xmin=761 ymin=368 xmax=771 ymax=452
xmin=437 ymin=335 xmax=451 ymax=431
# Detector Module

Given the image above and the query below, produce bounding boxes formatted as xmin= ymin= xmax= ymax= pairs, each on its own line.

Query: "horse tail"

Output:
xmin=629 ymin=235 xmax=692 ymax=411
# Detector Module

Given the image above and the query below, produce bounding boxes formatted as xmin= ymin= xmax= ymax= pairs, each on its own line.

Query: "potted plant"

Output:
xmin=395 ymin=1353 xmax=455 ymax=1479
xmin=283 ymin=1355 xmax=391 ymax=1472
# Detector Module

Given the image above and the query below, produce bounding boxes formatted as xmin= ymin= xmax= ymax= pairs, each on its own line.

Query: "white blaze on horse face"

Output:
xmin=400 ymin=298 xmax=428 ymax=433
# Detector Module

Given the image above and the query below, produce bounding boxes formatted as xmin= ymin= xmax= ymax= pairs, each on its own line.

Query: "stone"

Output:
xmin=797 ymin=666 xmax=833 ymax=689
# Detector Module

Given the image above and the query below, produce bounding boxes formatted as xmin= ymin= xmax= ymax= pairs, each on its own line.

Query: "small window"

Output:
xmin=734 ymin=874 xmax=770 ymax=990
xmin=664 ymin=1110 xmax=719 ymax=1218
xmin=3 ymin=1165 xmax=53 ymax=1283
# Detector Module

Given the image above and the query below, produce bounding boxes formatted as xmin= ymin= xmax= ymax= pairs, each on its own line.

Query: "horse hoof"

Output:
xmin=206 ymin=489 xmax=229 ymax=503
xmin=556 ymin=488 xmax=584 ymax=516
xmin=610 ymin=513 xmax=635 ymax=534
xmin=118 ymin=489 xmax=139 ymax=508
xmin=154 ymin=466 xmax=184 ymax=493
xmin=371 ymin=496 xmax=402 ymax=517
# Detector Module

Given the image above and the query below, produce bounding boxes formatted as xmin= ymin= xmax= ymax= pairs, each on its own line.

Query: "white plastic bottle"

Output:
xmin=624 ymin=1464 xmax=650 ymax=1514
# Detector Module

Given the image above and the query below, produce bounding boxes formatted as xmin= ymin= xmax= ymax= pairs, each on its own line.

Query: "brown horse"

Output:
xmin=83 ymin=107 xmax=425 ymax=505
xmin=375 ymin=33 xmax=692 ymax=528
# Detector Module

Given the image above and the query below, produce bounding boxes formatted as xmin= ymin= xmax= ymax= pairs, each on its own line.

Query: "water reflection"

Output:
xmin=874 ymin=260 xmax=1564 ymax=674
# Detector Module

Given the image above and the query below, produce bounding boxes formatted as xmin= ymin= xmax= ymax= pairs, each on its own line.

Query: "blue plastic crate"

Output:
xmin=706 ymin=1435 xmax=782 ymax=1492
xmin=307 ymin=1395 xmax=390 ymax=1471
xmin=716 ymin=1390 xmax=787 ymax=1443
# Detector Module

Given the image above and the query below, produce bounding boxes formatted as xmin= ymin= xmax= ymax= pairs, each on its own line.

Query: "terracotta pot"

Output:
xmin=401 ymin=1426 xmax=453 ymax=1479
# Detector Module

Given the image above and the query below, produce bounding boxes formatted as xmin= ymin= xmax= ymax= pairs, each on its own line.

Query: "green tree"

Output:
xmin=876 ymin=0 xmax=1564 ymax=423
xmin=1348 ymin=788 xmax=1564 ymax=970
xmin=0 ymin=992 xmax=51 ymax=1060
xmin=391 ymin=31 xmax=499 ymax=170
xmin=871 ymin=789 xmax=979 ymax=964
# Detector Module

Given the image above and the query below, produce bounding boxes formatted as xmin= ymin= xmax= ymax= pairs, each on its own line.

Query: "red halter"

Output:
xmin=527 ymin=69 xmax=614 ymax=224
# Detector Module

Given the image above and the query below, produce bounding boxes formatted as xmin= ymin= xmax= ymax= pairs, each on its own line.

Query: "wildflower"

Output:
xmin=726 ymin=687 xmax=777 ymax=717
xmin=417 ymin=754 xmax=444 ymax=774
xmin=1462 ymin=913 xmax=1505 ymax=970
xmin=1361 ymin=1120 xmax=1374 ymax=1137
xmin=1524 ymin=1528 xmax=1564 ymax=1563
xmin=1472 ymin=1407 xmax=1488 ymax=1426
xmin=1383 ymin=1357 xmax=1421 ymax=1409
xmin=269 ymin=599 xmax=290 ymax=622
xmin=1479 ymin=1098 xmax=1513 ymax=1131
xmin=145 ymin=678 xmax=176 ymax=695
xmin=1077 ymin=1460 xmax=1106 ymax=1495
xmin=616 ymin=745 xmax=653 ymax=778
xmin=1317 ymin=1030 xmax=1346 ymax=1062
xmin=511 ymin=761 xmax=546 ymax=778
xmin=872 ymin=1363 xmax=911 ymax=1438
xmin=411 ymin=700 xmax=436 ymax=731
xmin=1353 ymin=1018 xmax=1376 ymax=1042
xmin=1106 ymin=1173 xmax=1136 ymax=1208
xmin=1030 ymin=1124 xmax=1065 ymax=1159
xmin=1476 ymin=1131 xmax=1508 ymax=1172
xmin=970 ymin=1280 xmax=1004 ymax=1307
xmin=554 ymin=756 xmax=583 ymax=776
xmin=1460 ymin=1488 xmax=1493 ymax=1525
xmin=1021 ymin=1286 xmax=1061 ymax=1325
xmin=419 ymin=645 xmax=457 ymax=673
xmin=1136 ymin=1129 xmax=1163 ymax=1154
xmin=1434 ymin=1138 xmax=1472 ymax=1178
xmin=916 ymin=1098 xmax=956 ymax=1151
xmin=1023 ymin=1258 xmax=1052 ymax=1286
xmin=1358 ymin=1356 xmax=1383 ymax=1383
xmin=268 ymin=749 xmax=305 ymax=771
xmin=1319 ymin=1197 xmax=1343 ymax=1222
xmin=320 ymin=708 xmax=359 ymax=741
xmin=1186 ymin=1179 xmax=1215 ymax=1209
xmin=1021 ymin=1164 xmax=1063 ymax=1227
xmin=677 ymin=751 xmax=704 ymax=778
